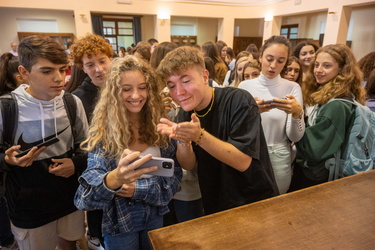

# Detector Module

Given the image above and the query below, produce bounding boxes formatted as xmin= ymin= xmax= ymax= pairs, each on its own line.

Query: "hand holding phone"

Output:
xmin=15 ymin=137 xmax=60 ymax=158
xmin=263 ymin=97 xmax=287 ymax=105
xmin=132 ymin=156 xmax=174 ymax=177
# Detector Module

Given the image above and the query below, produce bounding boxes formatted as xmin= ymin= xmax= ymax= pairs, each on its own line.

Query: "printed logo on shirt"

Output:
xmin=17 ymin=126 xmax=69 ymax=150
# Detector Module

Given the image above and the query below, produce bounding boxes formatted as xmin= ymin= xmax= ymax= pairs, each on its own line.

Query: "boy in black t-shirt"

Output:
xmin=157 ymin=47 xmax=278 ymax=214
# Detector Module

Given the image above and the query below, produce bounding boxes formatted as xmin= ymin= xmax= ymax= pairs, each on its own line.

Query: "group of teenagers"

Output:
xmin=0 ymin=32 xmax=371 ymax=250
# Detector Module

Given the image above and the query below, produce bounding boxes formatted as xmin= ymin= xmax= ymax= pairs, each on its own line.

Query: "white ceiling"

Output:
xmin=158 ymin=0 xmax=288 ymax=6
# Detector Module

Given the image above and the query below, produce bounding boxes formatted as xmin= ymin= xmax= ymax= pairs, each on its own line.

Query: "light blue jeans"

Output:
xmin=104 ymin=201 xmax=163 ymax=250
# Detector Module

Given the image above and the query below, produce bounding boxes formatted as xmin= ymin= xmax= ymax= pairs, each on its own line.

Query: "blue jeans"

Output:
xmin=104 ymin=201 xmax=163 ymax=250
xmin=0 ymin=196 xmax=14 ymax=247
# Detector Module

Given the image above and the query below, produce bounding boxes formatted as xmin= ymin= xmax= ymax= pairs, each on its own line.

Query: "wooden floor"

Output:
xmin=148 ymin=170 xmax=375 ymax=249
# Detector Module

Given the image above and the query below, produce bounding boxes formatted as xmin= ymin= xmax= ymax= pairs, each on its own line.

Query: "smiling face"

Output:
xmin=121 ymin=70 xmax=148 ymax=116
xmin=284 ymin=61 xmax=301 ymax=82
xmin=299 ymin=45 xmax=316 ymax=67
xmin=260 ymin=44 xmax=288 ymax=79
xmin=243 ymin=66 xmax=260 ymax=80
xmin=314 ymin=52 xmax=341 ymax=85
xmin=19 ymin=58 xmax=67 ymax=101
xmin=82 ymin=53 xmax=112 ymax=87
xmin=166 ymin=67 xmax=211 ymax=112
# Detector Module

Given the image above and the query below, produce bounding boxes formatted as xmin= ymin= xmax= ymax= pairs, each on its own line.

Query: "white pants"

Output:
xmin=11 ymin=210 xmax=85 ymax=250
xmin=268 ymin=144 xmax=292 ymax=194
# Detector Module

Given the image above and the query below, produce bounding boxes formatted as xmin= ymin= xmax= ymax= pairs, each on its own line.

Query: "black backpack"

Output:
xmin=0 ymin=92 xmax=77 ymax=196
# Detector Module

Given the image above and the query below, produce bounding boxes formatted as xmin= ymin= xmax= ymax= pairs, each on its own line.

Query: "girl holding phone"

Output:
xmin=238 ymin=36 xmax=305 ymax=194
xmin=74 ymin=56 xmax=182 ymax=250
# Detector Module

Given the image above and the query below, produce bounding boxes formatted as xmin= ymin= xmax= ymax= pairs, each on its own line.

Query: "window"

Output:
xmin=103 ymin=19 xmax=134 ymax=54
xmin=280 ymin=24 xmax=299 ymax=39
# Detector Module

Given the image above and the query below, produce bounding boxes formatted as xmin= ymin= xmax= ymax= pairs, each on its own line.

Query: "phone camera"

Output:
xmin=162 ymin=162 xmax=172 ymax=169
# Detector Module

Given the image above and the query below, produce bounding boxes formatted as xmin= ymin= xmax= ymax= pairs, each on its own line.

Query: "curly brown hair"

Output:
xmin=358 ymin=52 xmax=375 ymax=80
xmin=82 ymin=55 xmax=168 ymax=156
xmin=70 ymin=34 xmax=113 ymax=69
xmin=303 ymin=44 xmax=366 ymax=106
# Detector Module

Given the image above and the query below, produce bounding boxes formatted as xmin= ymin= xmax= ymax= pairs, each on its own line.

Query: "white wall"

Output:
xmin=197 ymin=18 xmax=218 ymax=45
xmin=305 ymin=12 xmax=327 ymax=39
xmin=350 ymin=5 xmax=375 ymax=60
xmin=0 ymin=7 xmax=76 ymax=54
xmin=141 ymin=15 xmax=156 ymax=43
xmin=170 ymin=16 xmax=218 ymax=45
xmin=281 ymin=11 xmax=326 ymax=39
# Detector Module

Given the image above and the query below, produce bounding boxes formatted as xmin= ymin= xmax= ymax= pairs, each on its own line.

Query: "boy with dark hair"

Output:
xmin=0 ymin=35 xmax=88 ymax=250
xmin=157 ymin=47 xmax=279 ymax=215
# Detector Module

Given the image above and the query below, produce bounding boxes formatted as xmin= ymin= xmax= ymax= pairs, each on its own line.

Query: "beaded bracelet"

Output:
xmin=177 ymin=141 xmax=192 ymax=147
xmin=195 ymin=128 xmax=205 ymax=145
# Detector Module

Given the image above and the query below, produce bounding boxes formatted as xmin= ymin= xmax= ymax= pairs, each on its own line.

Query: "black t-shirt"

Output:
xmin=177 ymin=87 xmax=278 ymax=215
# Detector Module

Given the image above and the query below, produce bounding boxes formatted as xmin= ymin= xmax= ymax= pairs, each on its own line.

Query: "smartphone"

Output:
xmin=132 ymin=156 xmax=174 ymax=177
xmin=263 ymin=97 xmax=287 ymax=104
xmin=15 ymin=137 xmax=60 ymax=158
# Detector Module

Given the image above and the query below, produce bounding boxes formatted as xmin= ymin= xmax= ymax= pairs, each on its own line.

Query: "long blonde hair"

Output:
xmin=82 ymin=55 xmax=168 ymax=156
xmin=233 ymin=55 xmax=253 ymax=87
xmin=303 ymin=44 xmax=366 ymax=106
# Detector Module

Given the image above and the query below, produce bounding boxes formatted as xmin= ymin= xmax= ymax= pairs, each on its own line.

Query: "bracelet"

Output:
xmin=195 ymin=128 xmax=205 ymax=145
xmin=177 ymin=141 xmax=192 ymax=147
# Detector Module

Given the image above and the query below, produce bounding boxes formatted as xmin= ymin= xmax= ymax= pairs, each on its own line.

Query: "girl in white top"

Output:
xmin=238 ymin=35 xmax=305 ymax=194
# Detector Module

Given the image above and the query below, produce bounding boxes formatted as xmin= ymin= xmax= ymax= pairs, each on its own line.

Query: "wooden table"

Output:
xmin=149 ymin=170 xmax=375 ymax=249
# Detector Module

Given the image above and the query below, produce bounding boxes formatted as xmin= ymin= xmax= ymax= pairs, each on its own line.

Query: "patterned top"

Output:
xmin=74 ymin=141 xmax=182 ymax=236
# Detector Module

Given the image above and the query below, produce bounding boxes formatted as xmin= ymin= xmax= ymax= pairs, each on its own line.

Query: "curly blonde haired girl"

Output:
xmin=82 ymin=55 xmax=168 ymax=156
xmin=75 ymin=55 xmax=181 ymax=249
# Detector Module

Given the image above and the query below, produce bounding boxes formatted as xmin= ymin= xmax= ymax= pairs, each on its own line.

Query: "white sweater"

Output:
xmin=238 ymin=74 xmax=305 ymax=146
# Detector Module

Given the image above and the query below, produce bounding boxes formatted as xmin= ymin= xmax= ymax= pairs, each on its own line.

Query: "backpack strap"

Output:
xmin=0 ymin=94 xmax=18 ymax=149
xmin=322 ymin=98 xmax=356 ymax=181
xmin=0 ymin=93 xmax=18 ymax=196
xmin=62 ymin=92 xmax=78 ymax=148
xmin=63 ymin=92 xmax=76 ymax=129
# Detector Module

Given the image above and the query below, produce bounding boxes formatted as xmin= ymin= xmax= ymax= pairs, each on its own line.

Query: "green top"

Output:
xmin=296 ymin=100 xmax=356 ymax=181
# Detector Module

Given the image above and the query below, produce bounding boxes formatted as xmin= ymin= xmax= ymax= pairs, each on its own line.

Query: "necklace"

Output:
xmin=194 ymin=88 xmax=215 ymax=118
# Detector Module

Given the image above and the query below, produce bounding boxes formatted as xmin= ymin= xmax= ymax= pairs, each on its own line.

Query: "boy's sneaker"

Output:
xmin=2 ymin=240 xmax=19 ymax=250
xmin=87 ymin=237 xmax=104 ymax=250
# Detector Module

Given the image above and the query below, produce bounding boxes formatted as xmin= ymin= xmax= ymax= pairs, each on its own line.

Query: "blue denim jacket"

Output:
xmin=74 ymin=141 xmax=182 ymax=236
